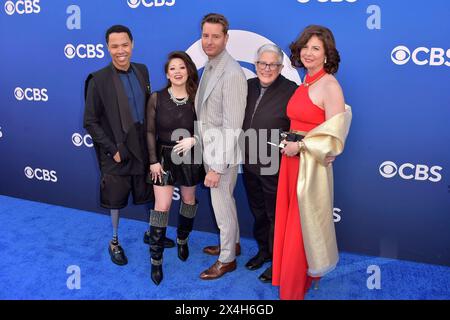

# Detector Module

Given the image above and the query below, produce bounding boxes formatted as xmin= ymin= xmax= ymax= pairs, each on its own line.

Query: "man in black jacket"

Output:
xmin=83 ymin=25 xmax=156 ymax=266
xmin=242 ymin=44 xmax=298 ymax=283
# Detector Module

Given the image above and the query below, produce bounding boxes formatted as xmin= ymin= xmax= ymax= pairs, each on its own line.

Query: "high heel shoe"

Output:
xmin=307 ymin=276 xmax=321 ymax=291
xmin=312 ymin=279 xmax=320 ymax=290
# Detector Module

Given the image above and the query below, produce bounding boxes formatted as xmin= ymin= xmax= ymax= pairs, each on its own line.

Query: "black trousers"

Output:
xmin=242 ymin=166 xmax=279 ymax=259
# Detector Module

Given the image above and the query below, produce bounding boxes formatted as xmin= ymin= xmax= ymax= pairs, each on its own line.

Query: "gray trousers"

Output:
xmin=207 ymin=165 xmax=241 ymax=263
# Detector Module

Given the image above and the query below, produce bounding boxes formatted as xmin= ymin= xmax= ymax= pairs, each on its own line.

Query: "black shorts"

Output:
xmin=100 ymin=173 xmax=153 ymax=209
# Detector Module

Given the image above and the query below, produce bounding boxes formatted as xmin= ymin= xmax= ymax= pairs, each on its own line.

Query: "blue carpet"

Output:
xmin=0 ymin=195 xmax=449 ymax=300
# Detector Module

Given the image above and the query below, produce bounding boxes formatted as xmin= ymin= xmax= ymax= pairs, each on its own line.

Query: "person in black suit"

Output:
xmin=83 ymin=25 xmax=155 ymax=266
xmin=242 ymin=44 xmax=298 ymax=283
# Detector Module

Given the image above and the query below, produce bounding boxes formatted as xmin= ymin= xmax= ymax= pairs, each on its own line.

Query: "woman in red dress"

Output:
xmin=272 ymin=25 xmax=349 ymax=300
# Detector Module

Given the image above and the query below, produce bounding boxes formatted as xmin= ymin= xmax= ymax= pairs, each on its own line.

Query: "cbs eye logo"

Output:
xmin=4 ymin=1 xmax=15 ymax=14
xmin=379 ymin=161 xmax=442 ymax=183
xmin=391 ymin=45 xmax=450 ymax=67
xmin=72 ymin=133 xmax=93 ymax=148
xmin=4 ymin=0 xmax=40 ymax=15
xmin=127 ymin=0 xmax=175 ymax=8
xmin=391 ymin=46 xmax=411 ymax=65
xmin=64 ymin=44 xmax=105 ymax=59
xmin=24 ymin=166 xmax=58 ymax=182
xmin=379 ymin=161 xmax=398 ymax=178
xmin=186 ymin=30 xmax=301 ymax=85
xmin=14 ymin=87 xmax=48 ymax=101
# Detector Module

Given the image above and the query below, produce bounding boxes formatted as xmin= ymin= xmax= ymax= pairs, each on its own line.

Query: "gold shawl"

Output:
xmin=297 ymin=104 xmax=352 ymax=277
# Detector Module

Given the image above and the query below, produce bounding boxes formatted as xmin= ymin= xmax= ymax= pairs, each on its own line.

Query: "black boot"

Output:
xmin=143 ymin=229 xmax=175 ymax=248
xmin=177 ymin=200 xmax=198 ymax=261
xmin=144 ymin=209 xmax=175 ymax=248
xmin=149 ymin=210 xmax=169 ymax=285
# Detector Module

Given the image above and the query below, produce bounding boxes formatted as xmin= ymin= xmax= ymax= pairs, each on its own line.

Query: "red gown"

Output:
xmin=272 ymin=69 xmax=326 ymax=300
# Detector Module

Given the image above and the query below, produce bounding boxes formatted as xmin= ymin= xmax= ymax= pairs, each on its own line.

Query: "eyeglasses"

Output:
xmin=256 ymin=61 xmax=282 ymax=71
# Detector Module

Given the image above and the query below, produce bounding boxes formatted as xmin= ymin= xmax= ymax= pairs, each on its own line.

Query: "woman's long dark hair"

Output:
xmin=164 ymin=51 xmax=199 ymax=102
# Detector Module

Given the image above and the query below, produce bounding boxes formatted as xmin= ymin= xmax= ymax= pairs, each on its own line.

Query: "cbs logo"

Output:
xmin=14 ymin=87 xmax=48 ymax=101
xmin=0 ymin=126 xmax=3 ymax=139
xmin=333 ymin=208 xmax=342 ymax=223
xmin=172 ymin=187 xmax=181 ymax=201
xmin=379 ymin=161 xmax=442 ymax=183
xmin=127 ymin=0 xmax=175 ymax=8
xmin=24 ymin=166 xmax=58 ymax=182
xmin=72 ymin=133 xmax=93 ymax=148
xmin=297 ymin=0 xmax=356 ymax=3
xmin=64 ymin=44 xmax=105 ymax=59
xmin=4 ymin=0 xmax=40 ymax=15
xmin=391 ymin=45 xmax=450 ymax=67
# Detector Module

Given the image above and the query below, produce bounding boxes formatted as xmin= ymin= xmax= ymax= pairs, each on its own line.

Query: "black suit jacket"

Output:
xmin=242 ymin=74 xmax=298 ymax=175
xmin=83 ymin=63 xmax=151 ymax=175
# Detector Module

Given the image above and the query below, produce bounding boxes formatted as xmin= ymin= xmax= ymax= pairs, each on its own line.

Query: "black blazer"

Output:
xmin=242 ymin=74 xmax=298 ymax=175
xmin=83 ymin=63 xmax=151 ymax=175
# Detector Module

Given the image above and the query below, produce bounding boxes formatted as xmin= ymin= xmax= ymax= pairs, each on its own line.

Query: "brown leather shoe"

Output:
xmin=203 ymin=243 xmax=241 ymax=256
xmin=199 ymin=260 xmax=237 ymax=280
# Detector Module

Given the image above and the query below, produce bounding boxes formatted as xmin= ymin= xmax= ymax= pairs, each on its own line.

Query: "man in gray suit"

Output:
xmin=196 ymin=13 xmax=248 ymax=280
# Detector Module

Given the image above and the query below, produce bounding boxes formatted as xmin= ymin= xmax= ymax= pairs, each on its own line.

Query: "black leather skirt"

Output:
xmin=149 ymin=143 xmax=205 ymax=187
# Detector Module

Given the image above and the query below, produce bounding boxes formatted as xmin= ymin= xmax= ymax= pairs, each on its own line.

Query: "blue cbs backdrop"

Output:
xmin=1 ymin=0 xmax=449 ymax=266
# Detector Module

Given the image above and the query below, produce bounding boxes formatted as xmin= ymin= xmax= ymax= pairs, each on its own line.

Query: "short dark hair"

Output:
xmin=105 ymin=25 xmax=133 ymax=44
xmin=289 ymin=25 xmax=340 ymax=74
xmin=164 ymin=51 xmax=199 ymax=103
xmin=201 ymin=13 xmax=229 ymax=34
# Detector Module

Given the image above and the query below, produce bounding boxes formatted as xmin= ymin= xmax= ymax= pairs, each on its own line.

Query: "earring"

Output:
xmin=324 ymin=58 xmax=327 ymax=64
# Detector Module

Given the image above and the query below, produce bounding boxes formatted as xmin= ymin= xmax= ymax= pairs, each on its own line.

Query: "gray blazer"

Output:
xmin=195 ymin=50 xmax=248 ymax=173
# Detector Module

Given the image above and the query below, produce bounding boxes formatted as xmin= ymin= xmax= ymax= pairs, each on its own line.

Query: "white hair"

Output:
xmin=256 ymin=43 xmax=283 ymax=64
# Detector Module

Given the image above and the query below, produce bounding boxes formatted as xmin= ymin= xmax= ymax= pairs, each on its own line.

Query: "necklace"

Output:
xmin=303 ymin=69 xmax=326 ymax=88
xmin=168 ymin=87 xmax=189 ymax=106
